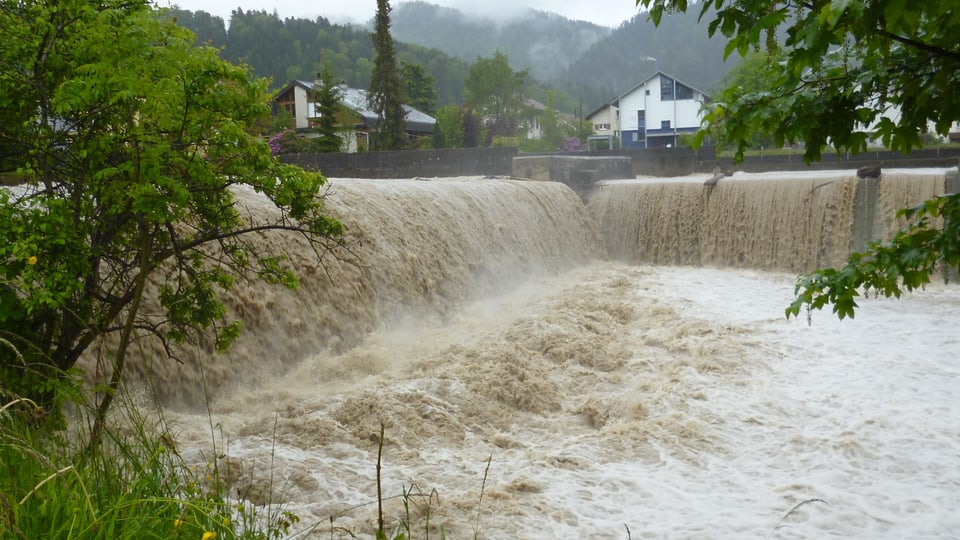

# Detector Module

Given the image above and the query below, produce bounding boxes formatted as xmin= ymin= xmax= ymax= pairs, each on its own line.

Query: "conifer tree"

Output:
xmin=400 ymin=61 xmax=438 ymax=116
xmin=314 ymin=62 xmax=345 ymax=152
xmin=368 ymin=0 xmax=407 ymax=150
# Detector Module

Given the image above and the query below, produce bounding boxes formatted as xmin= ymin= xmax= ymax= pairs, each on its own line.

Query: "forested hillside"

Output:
xmin=560 ymin=6 xmax=740 ymax=109
xmin=171 ymin=1 xmax=737 ymax=117
xmin=171 ymin=8 xmax=469 ymax=106
xmin=389 ymin=1 xmax=610 ymax=82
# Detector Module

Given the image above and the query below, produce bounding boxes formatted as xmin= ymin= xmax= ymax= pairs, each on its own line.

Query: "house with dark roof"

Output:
xmin=274 ymin=80 xmax=436 ymax=152
xmin=585 ymin=72 xmax=710 ymax=150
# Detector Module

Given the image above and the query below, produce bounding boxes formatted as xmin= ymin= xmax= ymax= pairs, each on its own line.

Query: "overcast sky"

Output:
xmin=166 ymin=0 xmax=643 ymax=28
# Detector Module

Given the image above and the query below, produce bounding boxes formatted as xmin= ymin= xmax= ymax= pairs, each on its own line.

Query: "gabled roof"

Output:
xmin=585 ymin=101 xmax=619 ymax=121
xmin=585 ymin=71 xmax=712 ymax=117
xmin=615 ymin=71 xmax=711 ymax=102
xmin=282 ymin=80 xmax=435 ymax=132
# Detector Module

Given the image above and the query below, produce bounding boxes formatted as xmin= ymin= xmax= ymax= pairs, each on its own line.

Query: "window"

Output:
xmin=661 ymin=120 xmax=671 ymax=130
xmin=660 ymin=76 xmax=674 ymax=101
xmin=594 ymin=123 xmax=610 ymax=131
xmin=631 ymin=132 xmax=639 ymax=142
xmin=676 ymin=82 xmax=694 ymax=100
xmin=637 ymin=110 xmax=645 ymax=129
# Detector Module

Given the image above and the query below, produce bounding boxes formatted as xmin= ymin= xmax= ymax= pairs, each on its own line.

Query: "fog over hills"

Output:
xmin=390 ymin=1 xmax=611 ymax=82
xmin=390 ymin=1 xmax=738 ymax=109
xmin=173 ymin=0 xmax=737 ymax=113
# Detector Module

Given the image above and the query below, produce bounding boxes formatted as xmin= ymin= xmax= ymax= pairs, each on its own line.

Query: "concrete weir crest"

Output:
xmin=512 ymin=155 xmax=634 ymax=199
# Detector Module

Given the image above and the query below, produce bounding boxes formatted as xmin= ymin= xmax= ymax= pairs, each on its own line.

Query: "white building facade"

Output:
xmin=616 ymin=72 xmax=708 ymax=149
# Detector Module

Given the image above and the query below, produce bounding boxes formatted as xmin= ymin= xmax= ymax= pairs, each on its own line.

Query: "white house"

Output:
xmin=602 ymin=71 xmax=709 ymax=149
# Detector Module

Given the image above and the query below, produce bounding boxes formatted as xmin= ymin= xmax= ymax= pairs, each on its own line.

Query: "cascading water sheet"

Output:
xmin=139 ymin=171 xmax=957 ymax=538
xmin=590 ymin=168 xmax=955 ymax=273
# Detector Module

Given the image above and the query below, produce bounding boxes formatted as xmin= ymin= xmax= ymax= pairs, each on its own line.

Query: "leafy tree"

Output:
xmin=369 ymin=0 xmax=408 ymax=150
xmin=400 ymin=61 xmax=438 ymax=115
xmin=540 ymin=90 xmax=563 ymax=150
xmin=432 ymin=105 xmax=465 ymax=148
xmin=461 ymin=107 xmax=485 ymax=148
xmin=313 ymin=62 xmax=346 ymax=152
xmin=710 ymin=47 xmax=784 ymax=150
xmin=0 ymin=0 xmax=343 ymax=424
xmin=168 ymin=8 xmax=227 ymax=47
xmin=464 ymin=51 xmax=528 ymax=140
xmin=636 ymin=0 xmax=960 ymax=320
xmin=786 ymin=194 xmax=960 ymax=321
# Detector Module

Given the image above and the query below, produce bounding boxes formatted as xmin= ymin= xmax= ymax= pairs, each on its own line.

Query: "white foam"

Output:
xmin=169 ymin=263 xmax=960 ymax=538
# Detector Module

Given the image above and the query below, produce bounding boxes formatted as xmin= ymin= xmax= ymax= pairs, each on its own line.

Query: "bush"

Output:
xmin=268 ymin=130 xmax=342 ymax=155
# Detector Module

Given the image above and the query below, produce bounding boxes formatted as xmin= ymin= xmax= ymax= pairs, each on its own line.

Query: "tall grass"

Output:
xmin=0 ymin=393 xmax=299 ymax=540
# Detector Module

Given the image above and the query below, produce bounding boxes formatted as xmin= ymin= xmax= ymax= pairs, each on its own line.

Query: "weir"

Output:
xmin=95 ymin=167 xmax=960 ymax=538
xmin=109 ymin=167 xmax=957 ymax=402
xmin=589 ymin=168 xmax=958 ymax=272
xmin=115 ymin=178 xmax=603 ymax=404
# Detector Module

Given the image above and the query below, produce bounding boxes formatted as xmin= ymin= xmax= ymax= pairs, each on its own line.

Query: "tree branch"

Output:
xmin=880 ymin=30 xmax=960 ymax=63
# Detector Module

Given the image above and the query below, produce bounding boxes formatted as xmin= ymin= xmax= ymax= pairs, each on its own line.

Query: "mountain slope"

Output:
xmin=559 ymin=6 xmax=739 ymax=109
xmin=390 ymin=1 xmax=611 ymax=81
xmin=171 ymin=2 xmax=739 ymax=116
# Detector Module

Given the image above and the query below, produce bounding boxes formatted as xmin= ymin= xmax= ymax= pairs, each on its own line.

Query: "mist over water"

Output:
xmin=116 ymin=178 xmax=601 ymax=405
xmin=131 ymin=171 xmax=957 ymax=538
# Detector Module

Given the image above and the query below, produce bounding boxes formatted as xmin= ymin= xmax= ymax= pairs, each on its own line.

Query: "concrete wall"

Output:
xmin=579 ymin=146 xmax=960 ymax=177
xmin=512 ymin=155 xmax=633 ymax=199
xmin=280 ymin=145 xmax=959 ymax=181
xmin=280 ymin=147 xmax=517 ymax=178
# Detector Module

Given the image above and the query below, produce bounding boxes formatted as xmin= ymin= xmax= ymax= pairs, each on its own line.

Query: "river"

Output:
xmin=139 ymin=172 xmax=958 ymax=539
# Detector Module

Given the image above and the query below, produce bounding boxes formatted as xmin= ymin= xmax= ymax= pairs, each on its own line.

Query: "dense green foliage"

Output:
xmin=400 ymin=61 xmax=439 ymax=116
xmin=0 ymin=0 xmax=342 ymax=414
xmin=709 ymin=48 xmax=784 ymax=150
xmin=369 ymin=0 xmax=408 ymax=150
xmin=464 ymin=52 xmax=528 ymax=139
xmin=171 ymin=8 xmax=470 ymax=108
xmin=539 ymin=91 xmax=564 ymax=151
xmin=637 ymin=0 xmax=960 ymax=319
xmin=431 ymin=105 xmax=465 ymax=149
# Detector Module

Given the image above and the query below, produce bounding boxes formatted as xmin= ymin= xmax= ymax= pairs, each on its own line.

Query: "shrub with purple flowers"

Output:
xmin=268 ymin=130 xmax=306 ymax=155
xmin=267 ymin=130 xmax=288 ymax=155
xmin=563 ymin=137 xmax=583 ymax=152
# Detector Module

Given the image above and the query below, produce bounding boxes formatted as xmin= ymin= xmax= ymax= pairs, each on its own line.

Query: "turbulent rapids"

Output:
xmin=117 ymin=171 xmax=958 ymax=538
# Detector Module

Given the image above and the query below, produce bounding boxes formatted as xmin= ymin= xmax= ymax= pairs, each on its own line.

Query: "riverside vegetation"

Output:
xmin=0 ymin=385 xmax=491 ymax=539
xmin=0 ymin=393 xmax=300 ymax=539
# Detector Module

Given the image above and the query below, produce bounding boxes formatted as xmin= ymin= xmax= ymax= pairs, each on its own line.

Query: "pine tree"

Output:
xmin=314 ymin=62 xmax=345 ymax=152
xmin=368 ymin=0 xmax=407 ymax=150
xmin=400 ymin=61 xmax=438 ymax=115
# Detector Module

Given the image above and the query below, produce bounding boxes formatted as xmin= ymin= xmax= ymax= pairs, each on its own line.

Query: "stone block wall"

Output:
xmin=279 ymin=147 xmax=518 ymax=178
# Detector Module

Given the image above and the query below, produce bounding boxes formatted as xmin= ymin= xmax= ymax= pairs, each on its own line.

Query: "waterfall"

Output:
xmin=98 ymin=168 xmax=959 ymax=539
xmin=588 ymin=169 xmax=954 ymax=272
